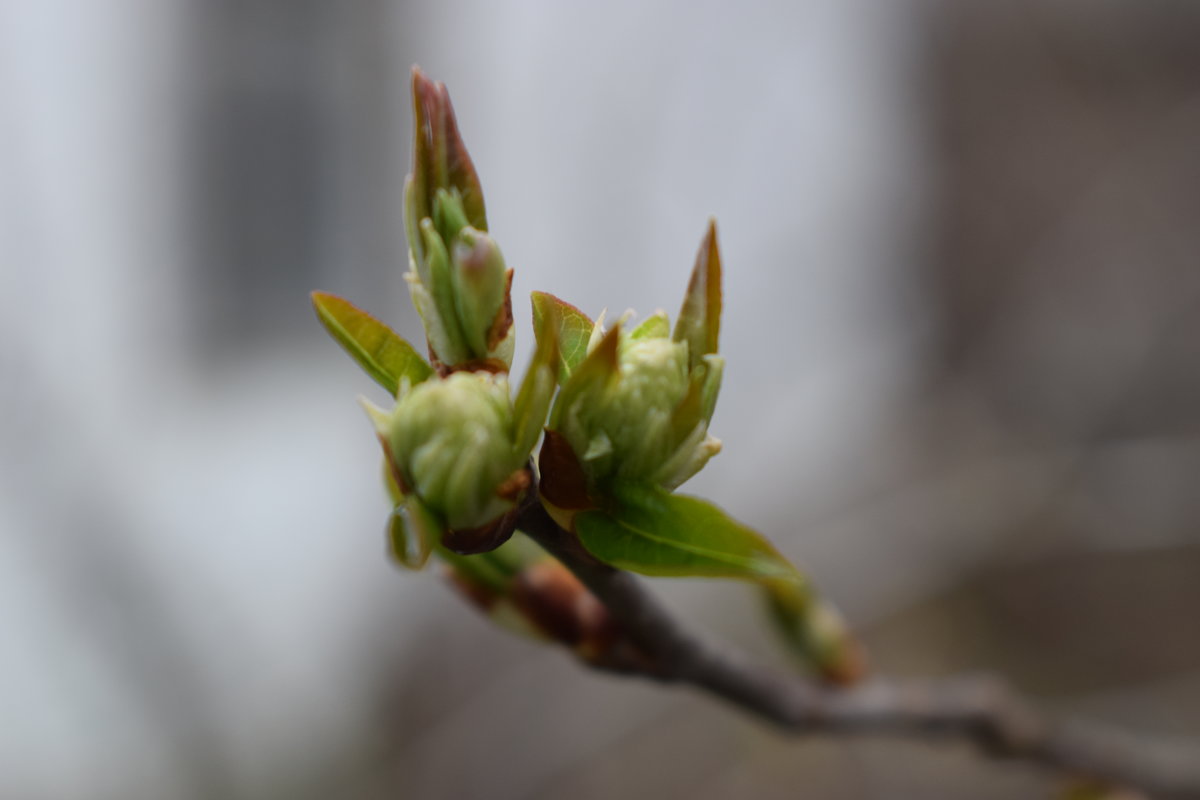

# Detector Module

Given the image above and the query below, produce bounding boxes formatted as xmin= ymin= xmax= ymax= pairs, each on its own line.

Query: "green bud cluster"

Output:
xmin=543 ymin=220 xmax=725 ymax=500
xmin=554 ymin=323 xmax=723 ymax=492
xmin=314 ymin=70 xmax=866 ymax=686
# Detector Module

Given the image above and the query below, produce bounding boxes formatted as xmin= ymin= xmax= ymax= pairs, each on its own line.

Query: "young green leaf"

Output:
xmin=532 ymin=291 xmax=595 ymax=384
xmin=451 ymin=228 xmax=508 ymax=358
xmin=549 ymin=323 xmax=620 ymax=432
xmin=311 ymin=291 xmax=433 ymax=395
xmin=388 ymin=495 xmax=438 ymax=570
xmin=576 ymin=483 xmax=797 ymax=582
xmin=421 ymin=219 xmax=470 ymax=364
xmin=765 ymin=584 xmax=866 ymax=685
xmin=575 ymin=482 xmax=864 ymax=683
xmin=673 ymin=220 xmax=722 ymax=370
xmin=629 ymin=311 xmax=670 ymax=341
xmin=513 ymin=303 xmax=561 ymax=460
xmin=433 ymin=187 xmax=470 ymax=244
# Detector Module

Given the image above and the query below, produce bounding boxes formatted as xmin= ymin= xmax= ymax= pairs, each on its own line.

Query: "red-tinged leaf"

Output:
xmin=673 ymin=219 xmax=722 ymax=369
xmin=311 ymin=291 xmax=432 ymax=395
xmin=486 ymin=268 xmax=515 ymax=354
xmin=410 ymin=66 xmax=487 ymax=233
xmin=532 ymin=291 xmax=595 ymax=384
xmin=538 ymin=429 xmax=594 ymax=517
xmin=442 ymin=503 xmax=520 ymax=555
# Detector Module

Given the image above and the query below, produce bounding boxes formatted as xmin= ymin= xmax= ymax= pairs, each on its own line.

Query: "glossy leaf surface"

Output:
xmin=576 ymin=484 xmax=797 ymax=582
xmin=532 ymin=291 xmax=595 ymax=384
xmin=576 ymin=482 xmax=862 ymax=683
xmin=311 ymin=291 xmax=432 ymax=395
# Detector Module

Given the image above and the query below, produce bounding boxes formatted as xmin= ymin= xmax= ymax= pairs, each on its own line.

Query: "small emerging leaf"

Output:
xmin=532 ymin=291 xmax=595 ymax=384
xmin=630 ymin=311 xmax=670 ymax=341
xmin=388 ymin=495 xmax=438 ymax=570
xmin=549 ymin=323 xmax=620 ymax=431
xmin=698 ymin=354 xmax=724 ymax=425
xmin=410 ymin=67 xmax=487 ymax=233
xmin=451 ymin=228 xmax=508 ymax=358
xmin=421 ymin=219 xmax=469 ymax=364
xmin=673 ymin=219 xmax=722 ymax=370
xmin=766 ymin=585 xmax=866 ymax=686
xmin=538 ymin=429 xmax=594 ymax=529
xmin=513 ymin=302 xmax=561 ymax=459
xmin=311 ymin=291 xmax=432 ymax=395
xmin=433 ymin=188 xmax=470 ymax=245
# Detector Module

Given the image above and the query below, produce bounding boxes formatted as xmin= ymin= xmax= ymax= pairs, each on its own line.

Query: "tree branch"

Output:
xmin=517 ymin=501 xmax=1200 ymax=799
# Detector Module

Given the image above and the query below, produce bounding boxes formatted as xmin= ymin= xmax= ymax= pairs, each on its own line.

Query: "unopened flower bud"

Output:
xmin=555 ymin=330 xmax=723 ymax=491
xmin=404 ymin=68 xmax=514 ymax=372
xmin=451 ymin=227 xmax=514 ymax=363
xmin=543 ymin=222 xmax=726 ymax=502
xmin=380 ymin=371 xmax=521 ymax=531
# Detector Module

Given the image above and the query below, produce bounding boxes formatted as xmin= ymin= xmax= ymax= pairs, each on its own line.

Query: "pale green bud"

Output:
xmin=543 ymin=221 xmax=726 ymax=500
xmin=385 ymin=371 xmax=519 ymax=531
xmin=406 ymin=192 xmax=514 ymax=372
xmin=553 ymin=324 xmax=723 ymax=492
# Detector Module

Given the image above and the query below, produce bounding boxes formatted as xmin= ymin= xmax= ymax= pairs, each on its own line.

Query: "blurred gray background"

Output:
xmin=2 ymin=1 xmax=1198 ymax=798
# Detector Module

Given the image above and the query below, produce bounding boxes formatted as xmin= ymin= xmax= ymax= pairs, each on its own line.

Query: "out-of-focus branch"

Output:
xmin=516 ymin=500 xmax=1200 ymax=799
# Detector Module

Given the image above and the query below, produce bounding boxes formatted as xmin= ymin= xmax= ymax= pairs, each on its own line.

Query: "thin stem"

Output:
xmin=516 ymin=500 xmax=1200 ymax=799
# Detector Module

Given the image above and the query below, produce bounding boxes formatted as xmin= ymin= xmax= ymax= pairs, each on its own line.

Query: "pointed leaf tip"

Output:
xmin=388 ymin=495 xmax=436 ymax=570
xmin=548 ymin=321 xmax=620 ymax=433
xmin=576 ymin=484 xmax=796 ymax=581
xmin=531 ymin=291 xmax=595 ymax=384
xmin=311 ymin=291 xmax=433 ymax=395
xmin=357 ymin=395 xmax=391 ymax=435
xmin=588 ymin=321 xmax=621 ymax=372
xmin=674 ymin=220 xmax=723 ymax=368
xmin=513 ymin=303 xmax=561 ymax=459
xmin=409 ymin=65 xmax=487 ymax=232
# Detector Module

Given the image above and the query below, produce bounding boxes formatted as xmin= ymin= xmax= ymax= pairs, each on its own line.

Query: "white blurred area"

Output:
xmin=3 ymin=1 xmax=1199 ymax=798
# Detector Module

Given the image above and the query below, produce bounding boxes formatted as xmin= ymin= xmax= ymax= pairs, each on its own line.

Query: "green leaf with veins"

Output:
xmin=311 ymin=291 xmax=432 ymax=395
xmin=576 ymin=482 xmax=865 ymax=682
xmin=532 ymin=291 xmax=595 ymax=384
xmin=576 ymin=483 xmax=800 ymax=583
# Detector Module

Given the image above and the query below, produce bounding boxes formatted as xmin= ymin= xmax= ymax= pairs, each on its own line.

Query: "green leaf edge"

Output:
xmin=311 ymin=291 xmax=433 ymax=395
xmin=673 ymin=219 xmax=723 ymax=370
xmin=575 ymin=484 xmax=799 ymax=585
xmin=513 ymin=301 xmax=561 ymax=460
xmin=532 ymin=291 xmax=595 ymax=385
